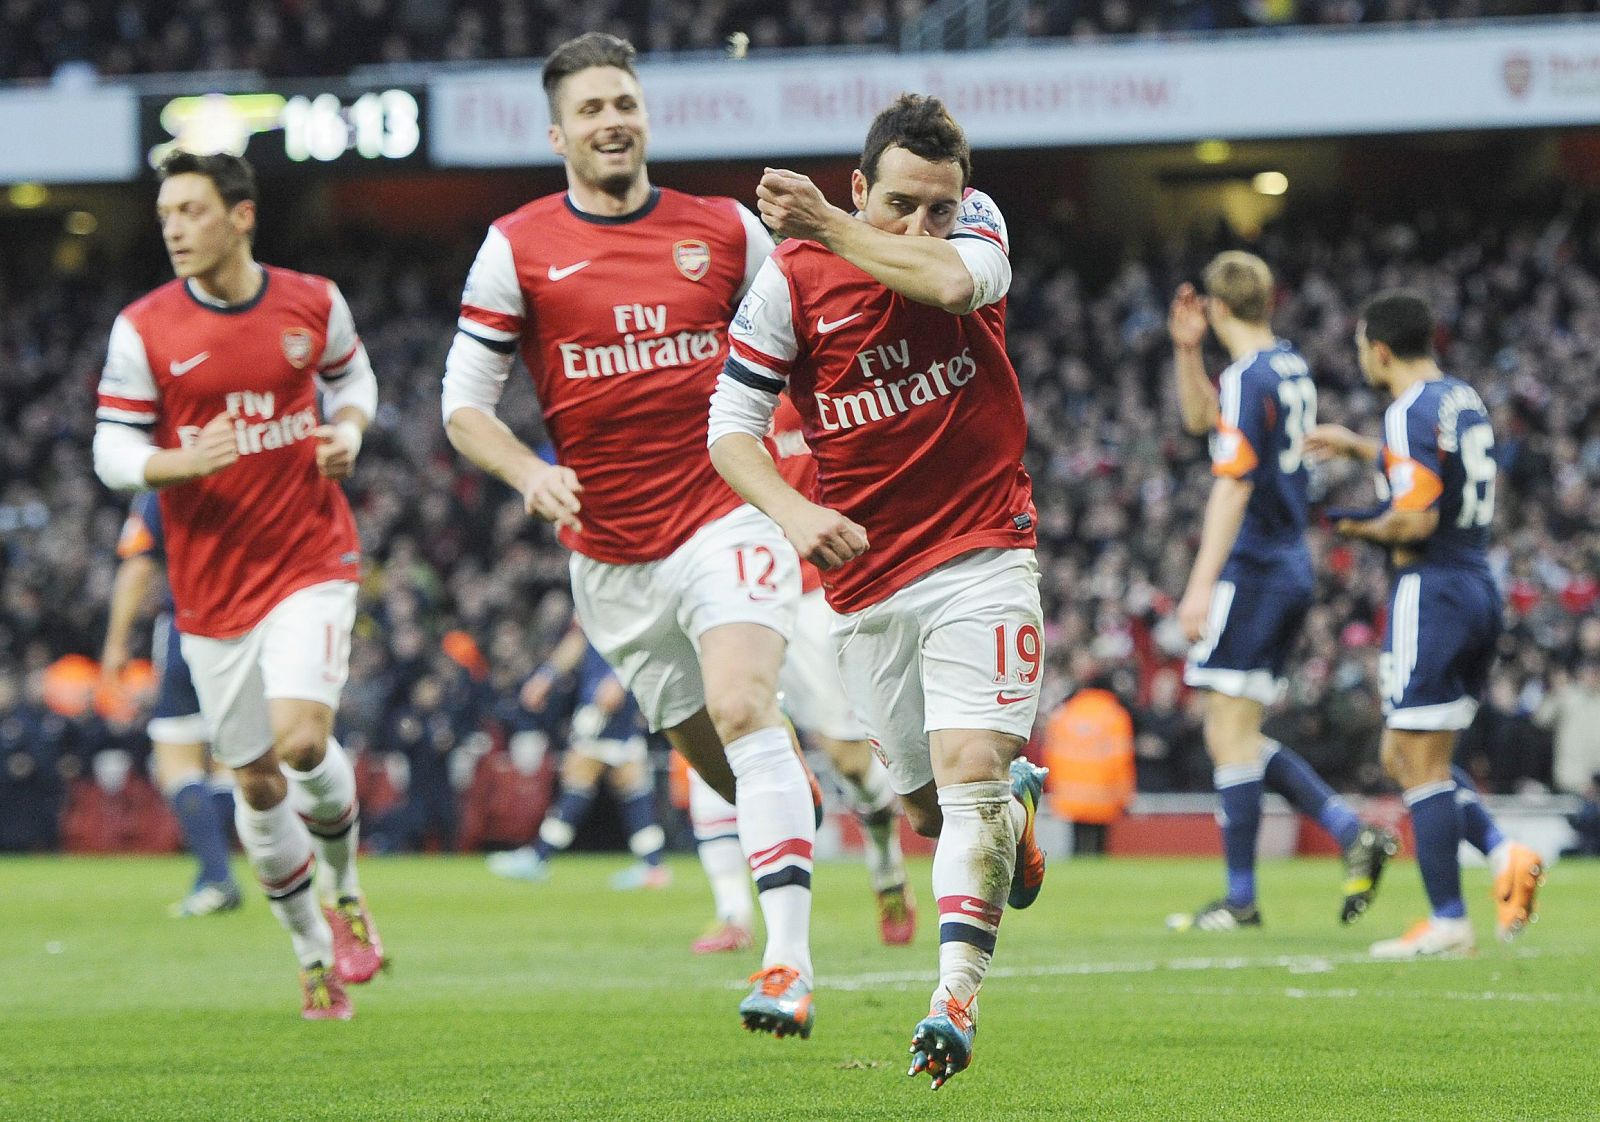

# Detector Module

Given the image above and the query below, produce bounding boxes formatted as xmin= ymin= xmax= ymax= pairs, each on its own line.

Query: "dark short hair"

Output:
xmin=861 ymin=94 xmax=971 ymax=188
xmin=542 ymin=32 xmax=639 ymax=121
xmin=158 ymin=151 xmax=258 ymax=210
xmin=1360 ymin=289 xmax=1434 ymax=360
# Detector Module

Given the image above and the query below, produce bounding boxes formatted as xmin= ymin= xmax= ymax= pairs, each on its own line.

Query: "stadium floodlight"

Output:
xmin=1194 ymin=140 xmax=1232 ymax=164
xmin=1252 ymin=171 xmax=1289 ymax=196
xmin=7 ymin=182 xmax=48 ymax=208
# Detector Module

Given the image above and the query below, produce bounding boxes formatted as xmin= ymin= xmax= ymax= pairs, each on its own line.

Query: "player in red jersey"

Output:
xmin=440 ymin=33 xmax=818 ymax=1038
xmin=708 ymin=95 xmax=1049 ymax=1088
xmin=92 ymin=152 xmax=383 ymax=1020
xmin=688 ymin=397 xmax=915 ymax=951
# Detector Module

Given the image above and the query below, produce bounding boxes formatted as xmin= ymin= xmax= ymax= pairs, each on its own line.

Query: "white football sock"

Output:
xmin=284 ymin=736 xmax=361 ymax=900
xmin=690 ymin=769 xmax=755 ymax=929
xmin=725 ymin=725 xmax=815 ymax=983
xmin=932 ymin=780 xmax=1017 ymax=1007
xmin=235 ymin=795 xmax=334 ymax=968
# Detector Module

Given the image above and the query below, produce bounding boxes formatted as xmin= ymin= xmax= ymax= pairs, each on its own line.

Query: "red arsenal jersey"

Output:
xmin=456 ymin=187 xmax=768 ymax=564
xmin=725 ymin=189 xmax=1036 ymax=613
xmin=95 ymin=267 xmax=362 ymax=638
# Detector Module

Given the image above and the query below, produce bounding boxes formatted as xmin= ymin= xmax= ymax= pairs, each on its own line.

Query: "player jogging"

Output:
xmin=1166 ymin=253 xmax=1399 ymax=932
xmin=1306 ymin=289 xmax=1544 ymax=958
xmin=441 ymin=33 xmax=818 ymax=1037
xmin=708 ymin=94 xmax=1048 ymax=1089
xmin=92 ymin=152 xmax=383 ymax=1019
xmin=102 ymin=491 xmax=242 ymax=918
xmin=488 ymin=622 xmax=670 ymax=889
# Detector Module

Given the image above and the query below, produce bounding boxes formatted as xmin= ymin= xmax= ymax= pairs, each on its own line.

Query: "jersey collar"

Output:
xmin=183 ymin=267 xmax=269 ymax=315
xmin=564 ymin=187 xmax=661 ymax=226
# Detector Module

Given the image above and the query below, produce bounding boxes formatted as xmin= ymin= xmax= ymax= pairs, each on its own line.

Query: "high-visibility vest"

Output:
xmin=1043 ymin=689 xmax=1135 ymax=825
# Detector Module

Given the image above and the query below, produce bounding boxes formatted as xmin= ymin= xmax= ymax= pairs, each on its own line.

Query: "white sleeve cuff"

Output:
xmin=93 ymin=422 xmax=159 ymax=492
xmin=317 ymin=349 xmax=378 ymax=423
xmin=953 ymin=237 xmax=1012 ymax=312
xmin=442 ymin=330 xmax=514 ymax=423
xmin=708 ymin=372 xmax=779 ymax=447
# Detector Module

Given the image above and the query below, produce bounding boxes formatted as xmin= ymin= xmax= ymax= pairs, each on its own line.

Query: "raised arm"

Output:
xmin=1169 ymin=284 xmax=1218 ymax=435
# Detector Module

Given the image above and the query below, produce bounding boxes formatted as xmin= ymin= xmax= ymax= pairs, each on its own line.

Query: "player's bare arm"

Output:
xmin=709 ymin=432 xmax=868 ymax=570
xmin=1334 ymin=507 xmax=1438 ymax=545
xmin=445 ymin=406 xmax=583 ymax=533
xmin=1170 ymin=284 xmax=1219 ymax=435
xmin=100 ymin=551 xmax=157 ymax=688
xmin=756 ymin=168 xmax=976 ymax=314
xmin=1304 ymin=423 xmax=1381 ymax=464
xmin=1178 ymin=475 xmax=1253 ymax=643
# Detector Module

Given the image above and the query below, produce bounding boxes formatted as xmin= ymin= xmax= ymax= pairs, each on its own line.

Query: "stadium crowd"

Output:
xmin=3 ymin=184 xmax=1598 ymax=850
xmin=0 ymin=0 xmax=1592 ymax=81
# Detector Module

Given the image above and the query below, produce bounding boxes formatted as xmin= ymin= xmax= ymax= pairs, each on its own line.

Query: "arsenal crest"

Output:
xmin=674 ymin=239 xmax=711 ymax=282
xmin=281 ymin=328 xmax=314 ymax=369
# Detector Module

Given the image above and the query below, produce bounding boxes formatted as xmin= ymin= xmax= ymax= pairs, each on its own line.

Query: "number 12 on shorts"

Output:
xmin=993 ymin=623 xmax=1042 ymax=685
xmin=734 ymin=545 xmax=779 ymax=600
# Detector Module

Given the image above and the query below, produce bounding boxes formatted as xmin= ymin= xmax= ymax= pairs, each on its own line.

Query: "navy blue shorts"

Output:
xmin=1185 ymin=555 xmax=1314 ymax=705
xmin=149 ymin=612 xmax=206 ymax=743
xmin=1382 ymin=567 xmax=1500 ymax=731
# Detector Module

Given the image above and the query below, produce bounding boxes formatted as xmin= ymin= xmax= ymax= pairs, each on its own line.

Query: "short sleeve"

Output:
xmin=457 ymin=225 xmax=526 ymax=353
xmin=318 ymin=282 xmax=363 ymax=378
xmin=1212 ymin=365 xmax=1265 ymax=480
xmin=97 ymin=315 xmax=159 ymax=429
xmin=725 ymin=257 xmax=797 ymax=394
xmin=1383 ymin=397 xmax=1445 ymax=512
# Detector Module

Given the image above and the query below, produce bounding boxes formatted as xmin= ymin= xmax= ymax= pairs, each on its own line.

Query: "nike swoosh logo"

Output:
xmin=957 ymin=898 xmax=993 ymax=915
xmin=548 ymin=261 xmax=592 ymax=282
xmin=816 ymin=312 xmax=861 ymax=334
xmin=996 ymin=691 xmax=1032 ymax=706
xmin=169 ymin=351 xmax=210 ymax=376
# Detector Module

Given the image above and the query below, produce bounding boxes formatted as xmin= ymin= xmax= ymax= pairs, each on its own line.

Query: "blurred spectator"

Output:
xmin=0 ymin=668 xmax=71 ymax=850
xmin=1536 ymin=661 xmax=1600 ymax=797
xmin=1131 ymin=666 xmax=1205 ymax=791
xmin=1042 ymin=668 xmax=1136 ymax=853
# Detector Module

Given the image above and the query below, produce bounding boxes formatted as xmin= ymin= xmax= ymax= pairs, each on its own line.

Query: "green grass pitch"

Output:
xmin=2 ymin=853 xmax=1594 ymax=1121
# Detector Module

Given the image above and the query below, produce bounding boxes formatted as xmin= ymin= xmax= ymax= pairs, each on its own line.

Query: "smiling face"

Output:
xmin=155 ymin=172 xmax=253 ymax=280
xmin=850 ymin=146 xmax=964 ymax=238
xmin=548 ymin=65 xmax=649 ymax=198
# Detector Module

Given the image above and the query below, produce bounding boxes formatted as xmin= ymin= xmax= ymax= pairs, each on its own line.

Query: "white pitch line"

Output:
xmin=803 ymin=947 xmax=1547 ymax=992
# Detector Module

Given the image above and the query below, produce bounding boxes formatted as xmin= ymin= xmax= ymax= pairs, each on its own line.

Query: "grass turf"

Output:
xmin=1 ymin=852 xmax=1593 ymax=1121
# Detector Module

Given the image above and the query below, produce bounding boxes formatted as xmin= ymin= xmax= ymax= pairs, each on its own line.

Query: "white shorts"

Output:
xmin=832 ymin=549 xmax=1043 ymax=795
xmin=779 ymin=588 xmax=868 ymax=742
xmin=179 ymin=580 xmax=358 ymax=769
xmin=570 ymin=504 xmax=800 ymax=732
xmin=569 ymin=735 xmax=648 ymax=769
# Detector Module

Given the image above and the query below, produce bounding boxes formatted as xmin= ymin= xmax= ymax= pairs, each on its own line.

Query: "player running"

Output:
xmin=1166 ymin=253 xmax=1399 ymax=932
xmin=93 ymin=151 xmax=383 ymax=1019
xmin=1306 ymin=289 xmax=1544 ymax=958
xmin=102 ymin=491 xmax=242 ymax=918
xmin=708 ymin=94 xmax=1048 ymax=1089
xmin=441 ymin=33 xmax=818 ymax=1037
xmin=488 ymin=622 xmax=670 ymax=889
xmin=690 ymin=397 xmax=913 ymax=953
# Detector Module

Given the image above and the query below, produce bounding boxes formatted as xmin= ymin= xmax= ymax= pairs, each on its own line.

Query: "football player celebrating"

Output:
xmin=93 ymin=152 xmax=382 ymax=1019
xmin=708 ymin=94 xmax=1048 ymax=1089
xmin=1166 ymin=255 xmax=1399 ymax=932
xmin=442 ymin=33 xmax=818 ymax=1037
xmin=1307 ymin=289 xmax=1545 ymax=957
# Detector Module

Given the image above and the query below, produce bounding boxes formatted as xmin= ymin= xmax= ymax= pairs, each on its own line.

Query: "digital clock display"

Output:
xmin=144 ymin=86 xmax=426 ymax=172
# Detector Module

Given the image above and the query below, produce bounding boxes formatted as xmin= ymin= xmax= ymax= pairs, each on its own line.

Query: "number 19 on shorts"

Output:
xmin=993 ymin=623 xmax=1042 ymax=685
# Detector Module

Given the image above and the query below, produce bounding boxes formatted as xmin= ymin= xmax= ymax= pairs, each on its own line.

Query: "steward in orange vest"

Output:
xmin=1044 ymin=687 xmax=1136 ymax=827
